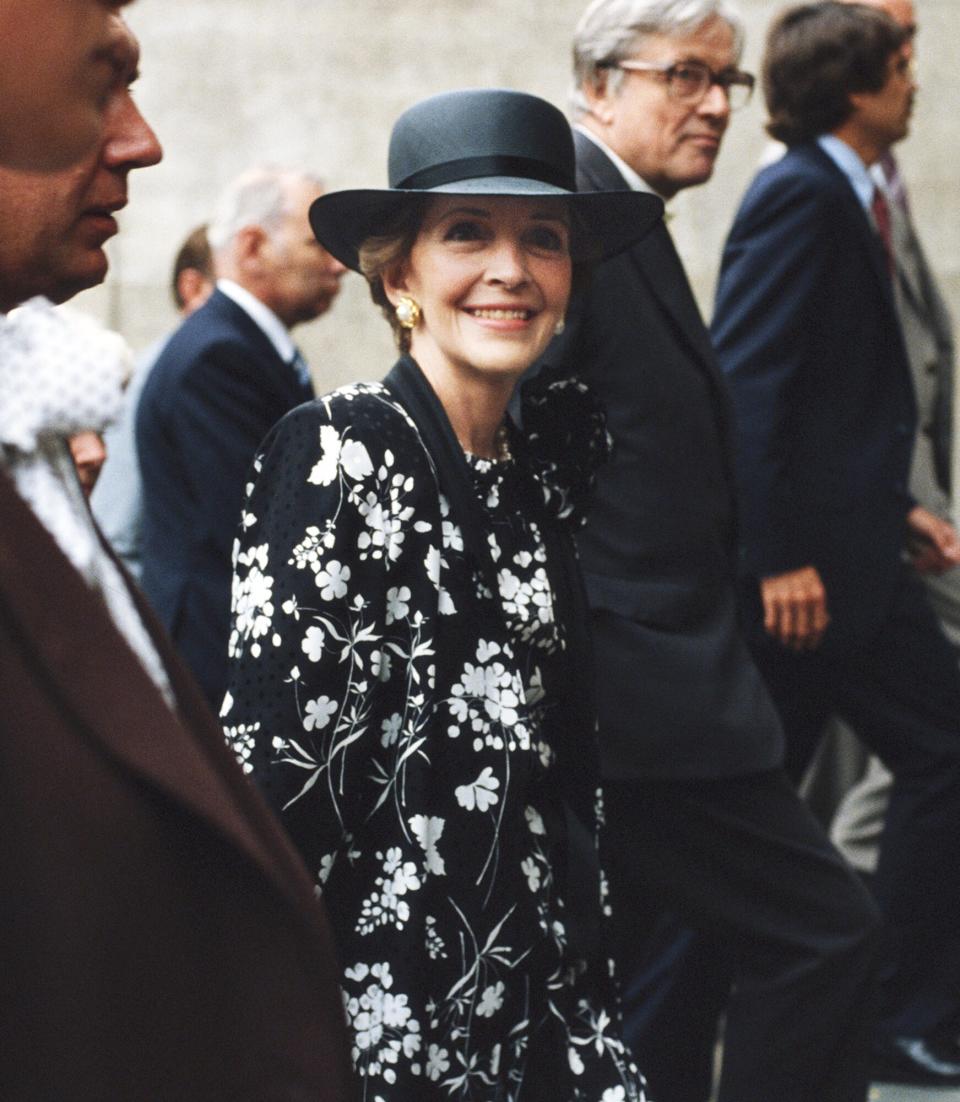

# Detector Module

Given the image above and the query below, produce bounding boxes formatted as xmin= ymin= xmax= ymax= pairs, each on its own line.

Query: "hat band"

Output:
xmin=395 ymin=154 xmax=574 ymax=193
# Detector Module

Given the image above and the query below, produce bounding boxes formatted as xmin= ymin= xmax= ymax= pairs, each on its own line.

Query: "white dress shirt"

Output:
xmin=217 ymin=278 xmax=295 ymax=362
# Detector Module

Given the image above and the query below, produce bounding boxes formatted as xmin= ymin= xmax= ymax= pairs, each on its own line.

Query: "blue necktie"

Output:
xmin=289 ymin=348 xmax=313 ymax=391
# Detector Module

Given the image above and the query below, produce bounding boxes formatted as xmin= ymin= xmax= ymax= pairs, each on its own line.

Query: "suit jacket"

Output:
xmin=91 ymin=333 xmax=169 ymax=579
xmin=539 ymin=131 xmax=784 ymax=780
xmin=137 ymin=289 xmax=314 ymax=708
xmin=889 ymin=185 xmax=954 ymax=499
xmin=0 ymin=469 xmax=352 ymax=1100
xmin=712 ymin=142 xmax=917 ymax=652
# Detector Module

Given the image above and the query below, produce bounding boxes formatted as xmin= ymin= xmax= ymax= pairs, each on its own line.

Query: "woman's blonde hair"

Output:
xmin=358 ymin=198 xmax=429 ymax=352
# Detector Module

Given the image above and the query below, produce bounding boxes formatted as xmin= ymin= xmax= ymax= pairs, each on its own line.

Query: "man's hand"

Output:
xmin=907 ymin=505 xmax=960 ymax=574
xmin=760 ymin=565 xmax=830 ymax=651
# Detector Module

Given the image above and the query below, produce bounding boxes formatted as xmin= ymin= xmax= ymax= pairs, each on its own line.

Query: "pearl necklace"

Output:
xmin=463 ymin=423 xmax=512 ymax=462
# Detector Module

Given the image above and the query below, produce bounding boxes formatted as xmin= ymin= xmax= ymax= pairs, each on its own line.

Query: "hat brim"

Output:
xmin=308 ymin=177 xmax=663 ymax=272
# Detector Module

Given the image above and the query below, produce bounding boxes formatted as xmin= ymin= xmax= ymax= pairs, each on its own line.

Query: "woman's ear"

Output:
xmin=381 ymin=260 xmax=410 ymax=307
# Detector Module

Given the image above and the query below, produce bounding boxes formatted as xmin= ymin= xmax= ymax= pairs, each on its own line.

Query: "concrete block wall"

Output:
xmin=79 ymin=0 xmax=959 ymax=402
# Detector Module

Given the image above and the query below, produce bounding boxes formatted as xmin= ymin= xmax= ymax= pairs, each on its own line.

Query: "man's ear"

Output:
xmin=582 ymin=72 xmax=615 ymax=127
xmin=847 ymin=90 xmax=864 ymax=113
xmin=176 ymin=268 xmax=213 ymax=315
xmin=233 ymin=225 xmax=269 ymax=272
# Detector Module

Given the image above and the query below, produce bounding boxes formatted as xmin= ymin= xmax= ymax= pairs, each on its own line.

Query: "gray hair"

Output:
xmin=206 ymin=166 xmax=323 ymax=252
xmin=571 ymin=0 xmax=746 ymax=117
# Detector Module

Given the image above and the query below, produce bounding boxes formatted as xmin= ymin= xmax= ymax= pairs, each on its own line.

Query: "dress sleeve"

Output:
xmin=221 ymin=386 xmax=442 ymax=885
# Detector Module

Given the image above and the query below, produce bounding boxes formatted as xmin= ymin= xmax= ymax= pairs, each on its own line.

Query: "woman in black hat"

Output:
xmin=223 ymin=89 xmax=661 ymax=1100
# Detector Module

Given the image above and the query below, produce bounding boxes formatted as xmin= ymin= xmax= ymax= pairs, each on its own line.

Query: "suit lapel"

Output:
xmin=890 ymin=204 xmax=928 ymax=311
xmin=0 ymin=469 xmax=324 ymax=932
xmin=572 ymin=128 xmax=740 ymax=518
xmin=891 ymin=205 xmax=953 ymax=351
xmin=630 ymin=220 xmax=718 ymax=369
xmin=208 ymin=289 xmax=313 ymax=405
xmin=803 ymin=145 xmax=915 ymax=417
xmin=574 ymin=131 xmax=717 ymax=373
xmin=803 ymin=144 xmax=900 ymax=314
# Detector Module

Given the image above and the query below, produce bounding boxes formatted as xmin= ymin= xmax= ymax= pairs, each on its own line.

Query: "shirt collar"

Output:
xmin=817 ymin=134 xmax=876 ymax=212
xmin=217 ymin=278 xmax=295 ymax=363
xmin=575 ymin=124 xmax=666 ymax=200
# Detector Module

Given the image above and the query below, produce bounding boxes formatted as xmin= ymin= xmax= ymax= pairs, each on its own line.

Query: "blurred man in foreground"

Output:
xmin=0 ymin=17 xmax=352 ymax=1101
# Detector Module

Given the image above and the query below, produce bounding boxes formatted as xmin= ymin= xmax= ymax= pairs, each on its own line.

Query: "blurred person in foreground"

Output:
xmin=0 ymin=17 xmax=352 ymax=1101
xmin=137 ymin=167 xmax=347 ymax=709
xmin=92 ymin=225 xmax=215 ymax=576
xmin=713 ymin=1 xmax=960 ymax=1086
xmin=538 ymin=1 xmax=882 ymax=1099
xmin=222 ymin=87 xmax=664 ymax=1100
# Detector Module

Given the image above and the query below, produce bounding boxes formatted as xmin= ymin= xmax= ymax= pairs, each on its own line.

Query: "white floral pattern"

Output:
xmin=223 ymin=379 xmax=644 ymax=1100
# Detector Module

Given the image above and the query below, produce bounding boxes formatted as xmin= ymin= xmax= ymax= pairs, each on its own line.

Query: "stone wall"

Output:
xmin=78 ymin=0 xmax=959 ymax=401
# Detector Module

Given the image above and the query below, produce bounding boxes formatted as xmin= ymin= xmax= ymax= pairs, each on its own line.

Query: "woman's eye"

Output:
xmin=526 ymin=226 xmax=568 ymax=253
xmin=444 ymin=220 xmax=485 ymax=242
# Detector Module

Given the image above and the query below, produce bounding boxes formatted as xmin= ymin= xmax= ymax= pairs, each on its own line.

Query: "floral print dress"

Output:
xmin=222 ymin=372 xmax=646 ymax=1101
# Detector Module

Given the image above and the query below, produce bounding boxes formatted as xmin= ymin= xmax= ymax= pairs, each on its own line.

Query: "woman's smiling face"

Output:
xmin=385 ymin=194 xmax=572 ymax=392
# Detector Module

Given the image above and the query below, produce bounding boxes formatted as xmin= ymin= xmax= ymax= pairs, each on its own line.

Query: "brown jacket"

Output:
xmin=0 ymin=469 xmax=353 ymax=1101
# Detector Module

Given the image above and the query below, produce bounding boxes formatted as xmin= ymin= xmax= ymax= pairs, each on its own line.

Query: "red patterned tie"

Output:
xmin=871 ymin=186 xmax=894 ymax=277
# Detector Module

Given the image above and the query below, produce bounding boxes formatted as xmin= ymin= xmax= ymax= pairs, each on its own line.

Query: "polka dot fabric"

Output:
xmin=0 ymin=297 xmax=133 ymax=452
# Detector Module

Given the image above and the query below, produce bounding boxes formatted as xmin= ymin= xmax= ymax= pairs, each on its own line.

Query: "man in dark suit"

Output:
xmin=0 ymin=26 xmax=352 ymax=1100
xmin=823 ymin=0 xmax=958 ymax=867
xmin=92 ymin=224 xmax=215 ymax=578
xmin=137 ymin=166 xmax=346 ymax=708
xmin=538 ymin=2 xmax=880 ymax=1099
xmin=713 ymin=1 xmax=960 ymax=1086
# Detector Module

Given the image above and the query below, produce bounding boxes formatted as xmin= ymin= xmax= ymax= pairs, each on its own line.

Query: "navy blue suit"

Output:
xmin=714 ymin=141 xmax=960 ymax=1042
xmin=137 ymin=289 xmax=314 ymax=709
xmin=714 ymin=142 xmax=916 ymax=655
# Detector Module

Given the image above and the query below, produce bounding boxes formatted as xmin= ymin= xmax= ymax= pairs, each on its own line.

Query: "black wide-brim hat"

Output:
xmin=309 ymin=88 xmax=663 ymax=272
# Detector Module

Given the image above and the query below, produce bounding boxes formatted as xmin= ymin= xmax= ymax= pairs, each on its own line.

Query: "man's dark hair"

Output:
xmin=171 ymin=224 xmax=213 ymax=309
xmin=763 ymin=1 xmax=907 ymax=145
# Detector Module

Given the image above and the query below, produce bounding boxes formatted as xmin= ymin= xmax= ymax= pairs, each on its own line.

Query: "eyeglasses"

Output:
xmin=604 ymin=58 xmax=756 ymax=111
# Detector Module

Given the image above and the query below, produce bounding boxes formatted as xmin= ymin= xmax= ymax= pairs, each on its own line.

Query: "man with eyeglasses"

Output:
xmin=714 ymin=0 xmax=960 ymax=1088
xmin=536 ymin=2 xmax=881 ymax=1100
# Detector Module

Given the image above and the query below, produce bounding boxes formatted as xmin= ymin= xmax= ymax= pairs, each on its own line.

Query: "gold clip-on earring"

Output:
xmin=395 ymin=296 xmax=421 ymax=329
